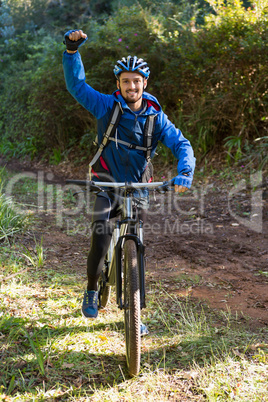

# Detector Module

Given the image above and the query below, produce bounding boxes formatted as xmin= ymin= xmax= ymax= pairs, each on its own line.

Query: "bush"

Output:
xmin=0 ymin=0 xmax=267 ymax=164
xmin=0 ymin=31 xmax=94 ymax=158
xmin=154 ymin=1 xmax=268 ymax=149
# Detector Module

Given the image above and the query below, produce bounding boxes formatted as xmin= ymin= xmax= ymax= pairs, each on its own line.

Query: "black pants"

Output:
xmin=86 ymin=220 xmax=113 ymax=291
xmin=87 ymin=194 xmax=147 ymax=291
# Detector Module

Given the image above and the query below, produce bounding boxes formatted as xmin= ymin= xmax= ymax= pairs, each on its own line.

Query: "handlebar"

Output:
xmin=65 ymin=179 xmax=174 ymax=193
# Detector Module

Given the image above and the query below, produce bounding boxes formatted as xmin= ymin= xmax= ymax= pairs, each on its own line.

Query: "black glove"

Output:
xmin=63 ymin=30 xmax=88 ymax=51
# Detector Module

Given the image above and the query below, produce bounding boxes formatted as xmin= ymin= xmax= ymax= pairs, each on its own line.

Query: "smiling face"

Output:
xmin=117 ymin=72 xmax=147 ymax=111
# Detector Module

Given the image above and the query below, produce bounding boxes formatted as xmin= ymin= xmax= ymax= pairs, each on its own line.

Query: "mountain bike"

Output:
xmin=66 ymin=179 xmax=173 ymax=376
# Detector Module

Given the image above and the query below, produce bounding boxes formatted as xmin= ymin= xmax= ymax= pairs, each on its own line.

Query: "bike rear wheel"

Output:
xmin=99 ymin=283 xmax=111 ymax=308
xmin=123 ymin=239 xmax=141 ymax=377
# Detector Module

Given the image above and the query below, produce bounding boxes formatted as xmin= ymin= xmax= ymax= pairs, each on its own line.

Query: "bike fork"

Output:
xmin=115 ymin=232 xmax=146 ymax=310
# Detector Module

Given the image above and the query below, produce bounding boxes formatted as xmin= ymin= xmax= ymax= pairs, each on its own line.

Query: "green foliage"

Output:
xmin=158 ymin=1 xmax=268 ymax=146
xmin=0 ymin=31 xmax=94 ymax=157
xmin=0 ymin=169 xmax=29 ymax=242
xmin=22 ymin=236 xmax=45 ymax=269
xmin=49 ymin=148 xmax=62 ymax=165
xmin=224 ymin=135 xmax=243 ymax=163
xmin=1 ymin=0 xmax=91 ymax=35
xmin=0 ymin=0 xmax=267 ymax=167
xmin=24 ymin=329 xmax=45 ymax=376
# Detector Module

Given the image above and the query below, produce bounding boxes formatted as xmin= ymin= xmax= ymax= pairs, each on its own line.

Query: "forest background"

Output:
xmin=0 ymin=0 xmax=267 ymax=171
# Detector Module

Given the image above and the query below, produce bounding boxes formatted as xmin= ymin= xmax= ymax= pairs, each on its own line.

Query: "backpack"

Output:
xmin=89 ymin=101 xmax=156 ymax=183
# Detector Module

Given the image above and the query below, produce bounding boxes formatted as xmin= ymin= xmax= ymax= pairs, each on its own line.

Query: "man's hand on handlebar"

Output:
xmin=173 ymin=172 xmax=192 ymax=193
xmin=65 ymin=179 xmax=189 ymax=194
xmin=175 ymin=185 xmax=188 ymax=193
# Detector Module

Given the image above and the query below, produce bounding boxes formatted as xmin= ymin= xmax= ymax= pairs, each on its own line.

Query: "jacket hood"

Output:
xmin=112 ymin=89 xmax=162 ymax=115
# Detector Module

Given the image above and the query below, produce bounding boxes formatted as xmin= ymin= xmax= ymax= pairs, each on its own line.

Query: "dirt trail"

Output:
xmin=2 ymin=157 xmax=268 ymax=328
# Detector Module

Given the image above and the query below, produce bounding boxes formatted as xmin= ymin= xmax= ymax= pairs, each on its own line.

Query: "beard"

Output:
xmin=118 ymin=84 xmax=145 ymax=105
xmin=123 ymin=93 xmax=143 ymax=104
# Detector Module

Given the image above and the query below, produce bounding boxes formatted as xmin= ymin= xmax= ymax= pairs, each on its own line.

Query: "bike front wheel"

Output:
xmin=123 ymin=239 xmax=141 ymax=377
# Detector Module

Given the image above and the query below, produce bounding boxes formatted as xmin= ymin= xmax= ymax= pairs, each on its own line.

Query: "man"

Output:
xmin=63 ymin=30 xmax=196 ymax=322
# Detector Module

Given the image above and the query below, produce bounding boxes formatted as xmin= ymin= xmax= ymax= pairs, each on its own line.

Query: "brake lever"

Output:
xmin=156 ymin=180 xmax=174 ymax=193
xmin=88 ymin=182 xmax=104 ymax=193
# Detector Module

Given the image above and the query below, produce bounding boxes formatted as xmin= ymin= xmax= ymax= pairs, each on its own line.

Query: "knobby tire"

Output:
xmin=99 ymin=283 xmax=111 ymax=308
xmin=98 ymin=262 xmax=111 ymax=308
xmin=123 ymin=239 xmax=141 ymax=377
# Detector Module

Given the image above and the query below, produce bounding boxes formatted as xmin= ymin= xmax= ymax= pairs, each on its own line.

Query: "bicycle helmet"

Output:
xmin=114 ymin=55 xmax=150 ymax=79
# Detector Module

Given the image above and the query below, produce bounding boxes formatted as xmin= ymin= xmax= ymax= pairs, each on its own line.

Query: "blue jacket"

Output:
xmin=63 ymin=51 xmax=195 ymax=187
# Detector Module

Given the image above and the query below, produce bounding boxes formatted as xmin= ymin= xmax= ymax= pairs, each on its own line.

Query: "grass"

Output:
xmin=0 ymin=193 xmax=28 ymax=241
xmin=0 ymin=167 xmax=267 ymax=401
xmin=0 ymin=169 xmax=29 ymax=242
xmin=1 ymin=248 xmax=267 ymax=401
xmin=21 ymin=235 xmax=45 ymax=269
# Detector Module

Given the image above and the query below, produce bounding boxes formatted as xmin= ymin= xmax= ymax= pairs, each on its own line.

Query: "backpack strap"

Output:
xmin=144 ymin=114 xmax=157 ymax=162
xmin=109 ymin=113 xmax=157 ymax=159
xmin=89 ymin=101 xmax=157 ymax=179
xmin=109 ymin=137 xmax=148 ymax=151
xmin=89 ymin=102 xmax=123 ymax=170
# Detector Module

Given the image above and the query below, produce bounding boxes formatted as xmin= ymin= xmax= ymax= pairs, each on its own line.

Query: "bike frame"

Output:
xmin=66 ymin=179 xmax=173 ymax=311
xmin=97 ymin=186 xmax=147 ymax=310
xmin=98 ymin=181 xmax=170 ymax=311
xmin=66 ymin=178 xmax=174 ymax=377
xmin=114 ymin=190 xmax=146 ymax=310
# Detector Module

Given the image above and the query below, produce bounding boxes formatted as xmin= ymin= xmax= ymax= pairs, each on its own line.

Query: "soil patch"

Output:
xmin=2 ymin=157 xmax=268 ymax=328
